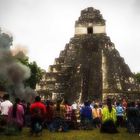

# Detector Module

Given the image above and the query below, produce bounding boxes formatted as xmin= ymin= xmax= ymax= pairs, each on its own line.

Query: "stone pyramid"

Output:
xmin=46 ymin=7 xmax=139 ymax=102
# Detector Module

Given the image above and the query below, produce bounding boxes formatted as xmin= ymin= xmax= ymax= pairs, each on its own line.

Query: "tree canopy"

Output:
xmin=134 ymin=72 xmax=140 ymax=84
xmin=19 ymin=58 xmax=43 ymax=89
xmin=15 ymin=51 xmax=43 ymax=89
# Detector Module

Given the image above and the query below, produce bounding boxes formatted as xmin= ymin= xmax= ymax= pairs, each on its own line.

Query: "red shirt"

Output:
xmin=30 ymin=101 xmax=46 ymax=117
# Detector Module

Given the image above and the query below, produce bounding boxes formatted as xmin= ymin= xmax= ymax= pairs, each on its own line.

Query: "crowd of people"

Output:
xmin=0 ymin=94 xmax=140 ymax=136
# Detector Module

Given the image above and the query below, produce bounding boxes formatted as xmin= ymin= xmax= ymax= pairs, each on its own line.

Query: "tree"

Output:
xmin=17 ymin=56 xmax=43 ymax=89
xmin=12 ymin=48 xmax=43 ymax=89
xmin=25 ymin=61 xmax=43 ymax=89
xmin=18 ymin=57 xmax=43 ymax=89
xmin=134 ymin=72 xmax=140 ymax=84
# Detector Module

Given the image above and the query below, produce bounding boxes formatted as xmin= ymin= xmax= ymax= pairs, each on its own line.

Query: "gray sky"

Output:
xmin=0 ymin=0 xmax=140 ymax=72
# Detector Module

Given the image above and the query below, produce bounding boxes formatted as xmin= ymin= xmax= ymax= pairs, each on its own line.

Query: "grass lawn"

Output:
xmin=0 ymin=128 xmax=139 ymax=140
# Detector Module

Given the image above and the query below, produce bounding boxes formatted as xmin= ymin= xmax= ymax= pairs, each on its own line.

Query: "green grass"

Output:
xmin=0 ymin=128 xmax=140 ymax=140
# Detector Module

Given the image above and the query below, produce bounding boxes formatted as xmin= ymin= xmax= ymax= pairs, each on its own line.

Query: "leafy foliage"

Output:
xmin=134 ymin=73 xmax=140 ymax=84
xmin=25 ymin=61 xmax=43 ymax=89
xmin=18 ymin=57 xmax=43 ymax=89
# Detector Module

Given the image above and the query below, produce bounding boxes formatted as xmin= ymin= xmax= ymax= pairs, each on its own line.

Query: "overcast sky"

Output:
xmin=0 ymin=0 xmax=140 ymax=72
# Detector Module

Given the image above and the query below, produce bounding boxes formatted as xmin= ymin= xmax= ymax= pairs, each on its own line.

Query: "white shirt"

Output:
xmin=72 ymin=103 xmax=77 ymax=110
xmin=1 ymin=100 xmax=13 ymax=115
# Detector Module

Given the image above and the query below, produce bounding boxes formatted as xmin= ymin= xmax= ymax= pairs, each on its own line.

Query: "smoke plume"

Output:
xmin=0 ymin=29 xmax=36 ymax=101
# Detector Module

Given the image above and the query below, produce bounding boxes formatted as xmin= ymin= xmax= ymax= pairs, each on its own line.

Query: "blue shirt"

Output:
xmin=116 ymin=106 xmax=124 ymax=116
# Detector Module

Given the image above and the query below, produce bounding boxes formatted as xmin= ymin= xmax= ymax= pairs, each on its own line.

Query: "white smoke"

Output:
xmin=11 ymin=45 xmax=28 ymax=56
xmin=0 ymin=29 xmax=36 ymax=101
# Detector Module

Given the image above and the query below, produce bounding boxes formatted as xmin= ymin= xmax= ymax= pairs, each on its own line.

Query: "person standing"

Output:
xmin=0 ymin=94 xmax=13 ymax=124
xmin=80 ymin=101 xmax=93 ymax=130
xmin=116 ymin=102 xmax=124 ymax=127
xmin=122 ymin=98 xmax=127 ymax=110
xmin=8 ymin=98 xmax=24 ymax=131
xmin=30 ymin=96 xmax=46 ymax=135
xmin=44 ymin=100 xmax=54 ymax=128
xmin=100 ymin=98 xmax=118 ymax=133
xmin=49 ymin=99 xmax=68 ymax=132
xmin=92 ymin=104 xmax=101 ymax=128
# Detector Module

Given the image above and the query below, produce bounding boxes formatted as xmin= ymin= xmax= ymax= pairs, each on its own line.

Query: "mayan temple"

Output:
xmin=40 ymin=7 xmax=139 ymax=102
